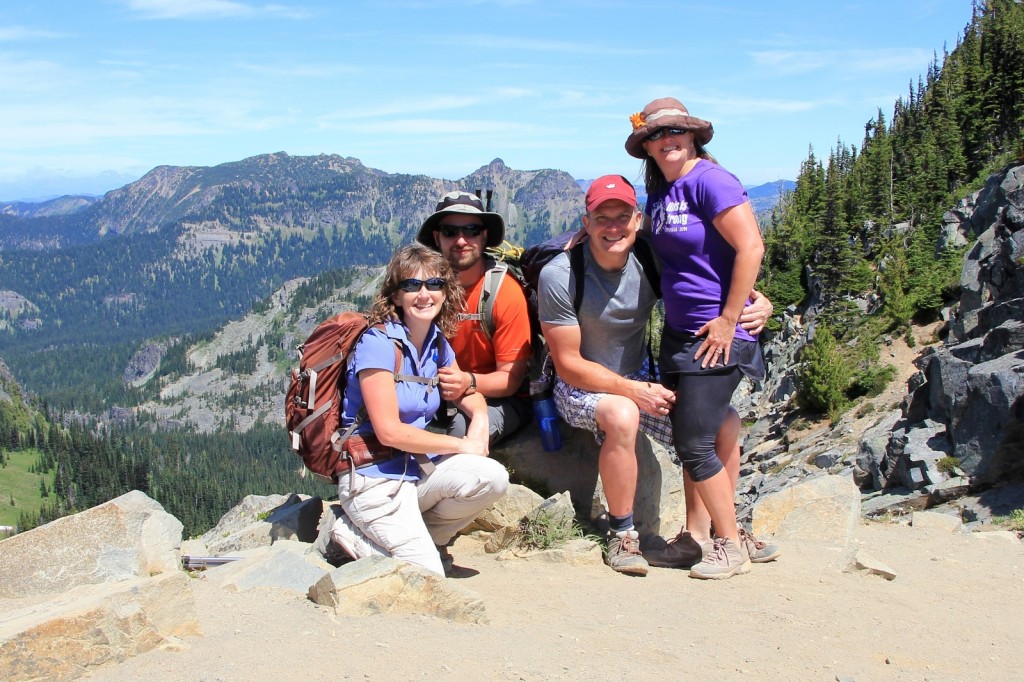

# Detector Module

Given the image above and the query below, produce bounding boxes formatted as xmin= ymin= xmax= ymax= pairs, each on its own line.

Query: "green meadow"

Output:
xmin=0 ymin=449 xmax=53 ymax=529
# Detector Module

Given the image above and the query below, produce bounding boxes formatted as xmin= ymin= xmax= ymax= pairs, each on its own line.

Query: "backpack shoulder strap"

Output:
xmin=632 ymin=236 xmax=662 ymax=299
xmin=382 ymin=329 xmax=440 ymax=393
xmin=458 ymin=256 xmax=508 ymax=341
xmin=568 ymin=242 xmax=586 ymax=314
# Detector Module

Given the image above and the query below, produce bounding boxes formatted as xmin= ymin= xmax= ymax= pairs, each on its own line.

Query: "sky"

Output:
xmin=0 ymin=1 xmax=976 ymax=201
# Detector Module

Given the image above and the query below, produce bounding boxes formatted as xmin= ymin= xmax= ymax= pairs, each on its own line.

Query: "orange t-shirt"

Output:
xmin=451 ymin=271 xmax=531 ymax=374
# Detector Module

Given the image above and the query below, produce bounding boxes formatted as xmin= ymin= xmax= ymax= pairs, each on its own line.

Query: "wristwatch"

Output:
xmin=466 ymin=372 xmax=477 ymax=395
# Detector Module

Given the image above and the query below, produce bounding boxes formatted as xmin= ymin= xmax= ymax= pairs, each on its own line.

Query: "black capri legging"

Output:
xmin=660 ymin=327 xmax=765 ymax=482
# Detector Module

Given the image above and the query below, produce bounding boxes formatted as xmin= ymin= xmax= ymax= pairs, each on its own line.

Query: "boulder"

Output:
xmin=0 ymin=572 xmax=200 ymax=682
xmin=308 ymin=556 xmax=488 ymax=624
xmin=496 ymin=424 xmax=684 ymax=537
xmin=201 ymin=493 xmax=322 ymax=554
xmin=0 ymin=490 xmax=182 ymax=599
xmin=751 ymin=474 xmax=861 ymax=547
xmin=461 ymin=483 xmax=544 ymax=534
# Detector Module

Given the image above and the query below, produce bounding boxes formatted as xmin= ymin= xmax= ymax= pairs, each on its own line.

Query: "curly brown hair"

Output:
xmin=367 ymin=243 xmax=465 ymax=337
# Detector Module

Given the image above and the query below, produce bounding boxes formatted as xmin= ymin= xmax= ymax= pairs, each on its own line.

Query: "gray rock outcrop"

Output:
xmin=884 ymin=164 xmax=1024 ymax=490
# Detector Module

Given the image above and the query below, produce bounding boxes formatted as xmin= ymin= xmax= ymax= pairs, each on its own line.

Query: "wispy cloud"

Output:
xmin=121 ymin=0 xmax=309 ymax=20
xmin=317 ymin=89 xmax=536 ymax=127
xmin=750 ymin=48 xmax=933 ymax=77
xmin=429 ymin=33 xmax=653 ymax=56
xmin=0 ymin=25 xmax=64 ymax=41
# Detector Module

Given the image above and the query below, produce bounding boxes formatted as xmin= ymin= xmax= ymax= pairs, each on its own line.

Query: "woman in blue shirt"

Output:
xmin=330 ymin=244 xmax=509 ymax=576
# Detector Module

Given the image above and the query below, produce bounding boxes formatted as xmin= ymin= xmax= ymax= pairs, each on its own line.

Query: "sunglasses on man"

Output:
xmin=645 ymin=127 xmax=689 ymax=142
xmin=397 ymin=277 xmax=446 ymax=293
xmin=437 ymin=224 xmax=485 ymax=238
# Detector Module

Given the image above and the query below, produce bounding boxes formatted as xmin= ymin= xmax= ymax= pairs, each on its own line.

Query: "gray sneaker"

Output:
xmin=689 ymin=537 xmax=751 ymax=580
xmin=644 ymin=530 xmax=711 ymax=569
xmin=606 ymin=530 xmax=649 ymax=576
xmin=739 ymin=528 xmax=781 ymax=563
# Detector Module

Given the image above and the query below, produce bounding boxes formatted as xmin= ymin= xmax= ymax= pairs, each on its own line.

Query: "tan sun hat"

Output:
xmin=625 ymin=97 xmax=714 ymax=159
xmin=416 ymin=190 xmax=505 ymax=249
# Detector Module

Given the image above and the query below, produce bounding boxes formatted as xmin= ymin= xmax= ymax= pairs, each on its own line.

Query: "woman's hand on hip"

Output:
xmin=695 ymin=317 xmax=736 ymax=368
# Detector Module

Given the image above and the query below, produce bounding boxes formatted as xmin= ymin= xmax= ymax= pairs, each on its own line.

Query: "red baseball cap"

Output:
xmin=585 ymin=175 xmax=637 ymax=212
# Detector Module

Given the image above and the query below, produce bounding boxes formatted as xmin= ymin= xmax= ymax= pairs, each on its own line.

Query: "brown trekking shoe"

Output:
xmin=605 ymin=530 xmax=649 ymax=576
xmin=739 ymin=528 xmax=781 ymax=563
xmin=689 ymin=537 xmax=751 ymax=580
xmin=644 ymin=530 xmax=711 ymax=569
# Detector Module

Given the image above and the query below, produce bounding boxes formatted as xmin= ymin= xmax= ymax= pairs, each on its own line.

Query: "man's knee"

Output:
xmin=595 ymin=395 xmax=641 ymax=443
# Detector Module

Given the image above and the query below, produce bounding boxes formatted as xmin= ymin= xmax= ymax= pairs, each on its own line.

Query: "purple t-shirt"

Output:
xmin=646 ymin=159 xmax=756 ymax=342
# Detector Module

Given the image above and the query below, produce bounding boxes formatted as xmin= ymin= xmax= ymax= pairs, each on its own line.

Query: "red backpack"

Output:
xmin=285 ymin=312 xmax=400 ymax=483
xmin=286 ymin=312 xmax=441 ymax=484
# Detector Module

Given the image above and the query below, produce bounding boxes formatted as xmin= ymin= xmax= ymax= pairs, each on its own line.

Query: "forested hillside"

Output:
xmin=761 ymin=0 xmax=1024 ymax=417
xmin=0 ymin=157 xmax=583 ymax=412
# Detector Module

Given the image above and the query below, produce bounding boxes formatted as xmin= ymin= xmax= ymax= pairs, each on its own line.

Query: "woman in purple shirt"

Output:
xmin=328 ymin=244 xmax=509 ymax=576
xmin=627 ymin=97 xmax=767 ymax=580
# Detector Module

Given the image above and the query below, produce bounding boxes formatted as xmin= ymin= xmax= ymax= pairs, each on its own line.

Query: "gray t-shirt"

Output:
xmin=538 ymin=245 xmax=659 ymax=376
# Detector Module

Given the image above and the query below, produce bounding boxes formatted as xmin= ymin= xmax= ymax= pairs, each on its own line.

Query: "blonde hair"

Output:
xmin=367 ymin=243 xmax=465 ymax=337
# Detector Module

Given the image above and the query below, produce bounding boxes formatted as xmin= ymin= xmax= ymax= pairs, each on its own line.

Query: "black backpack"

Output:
xmin=471 ymin=232 xmax=662 ymax=383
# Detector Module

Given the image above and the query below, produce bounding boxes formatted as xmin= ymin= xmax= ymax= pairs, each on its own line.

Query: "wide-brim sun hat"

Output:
xmin=416 ymin=191 xmax=505 ymax=249
xmin=625 ymin=97 xmax=714 ymax=159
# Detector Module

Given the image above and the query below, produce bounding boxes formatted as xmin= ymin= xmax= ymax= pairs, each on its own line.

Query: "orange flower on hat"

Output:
xmin=629 ymin=112 xmax=646 ymax=130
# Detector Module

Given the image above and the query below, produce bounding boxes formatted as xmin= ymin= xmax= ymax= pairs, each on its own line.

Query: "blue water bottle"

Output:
xmin=530 ymin=379 xmax=562 ymax=452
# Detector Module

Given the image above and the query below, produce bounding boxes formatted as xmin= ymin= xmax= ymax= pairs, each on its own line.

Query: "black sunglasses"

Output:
xmin=437 ymin=224 xmax=485 ymax=238
xmin=645 ymin=127 xmax=689 ymax=142
xmin=397 ymin=277 xmax=446 ymax=293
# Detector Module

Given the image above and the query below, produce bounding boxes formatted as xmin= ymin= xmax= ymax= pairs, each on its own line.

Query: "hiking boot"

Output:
xmin=605 ymin=529 xmax=649 ymax=576
xmin=435 ymin=544 xmax=456 ymax=576
xmin=689 ymin=537 xmax=751 ymax=580
xmin=314 ymin=503 xmax=353 ymax=567
xmin=644 ymin=529 xmax=711 ymax=569
xmin=739 ymin=527 xmax=781 ymax=563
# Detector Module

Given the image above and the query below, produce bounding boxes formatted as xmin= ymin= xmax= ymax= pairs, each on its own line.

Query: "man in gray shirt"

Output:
xmin=538 ymin=175 xmax=772 ymax=576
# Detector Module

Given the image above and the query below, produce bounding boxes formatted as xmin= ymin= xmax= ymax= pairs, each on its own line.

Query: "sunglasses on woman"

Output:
xmin=397 ymin=277 xmax=446 ymax=293
xmin=438 ymin=224 xmax=485 ymax=238
xmin=645 ymin=127 xmax=689 ymax=142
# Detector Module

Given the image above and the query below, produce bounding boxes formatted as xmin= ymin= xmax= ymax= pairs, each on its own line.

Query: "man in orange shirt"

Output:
xmin=416 ymin=191 xmax=532 ymax=445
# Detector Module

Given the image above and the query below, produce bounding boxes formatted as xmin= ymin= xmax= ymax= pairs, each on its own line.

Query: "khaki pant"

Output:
xmin=332 ymin=453 xmax=509 ymax=576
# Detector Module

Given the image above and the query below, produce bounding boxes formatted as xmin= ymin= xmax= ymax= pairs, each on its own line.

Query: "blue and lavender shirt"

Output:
xmin=645 ymin=159 xmax=756 ymax=342
xmin=341 ymin=319 xmax=453 ymax=481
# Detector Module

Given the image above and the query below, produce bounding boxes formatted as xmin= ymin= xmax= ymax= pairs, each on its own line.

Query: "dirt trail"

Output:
xmin=85 ymin=521 xmax=1024 ymax=682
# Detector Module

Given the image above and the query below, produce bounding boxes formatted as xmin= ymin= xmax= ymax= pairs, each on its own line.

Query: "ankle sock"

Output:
xmin=608 ymin=513 xmax=634 ymax=534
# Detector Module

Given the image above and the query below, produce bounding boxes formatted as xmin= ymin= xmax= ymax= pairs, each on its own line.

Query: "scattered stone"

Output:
xmin=496 ymin=538 xmax=603 ymax=566
xmin=911 ymin=511 xmax=964 ymax=533
xmin=970 ymin=529 xmax=1022 ymax=544
xmin=308 ymin=556 xmax=488 ymax=624
xmin=861 ymin=489 xmax=929 ymax=520
xmin=852 ymin=550 xmax=897 ymax=580
xmin=209 ymin=541 xmax=330 ymax=595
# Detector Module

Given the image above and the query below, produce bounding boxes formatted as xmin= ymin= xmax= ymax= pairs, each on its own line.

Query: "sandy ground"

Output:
xmin=83 ymin=520 xmax=1024 ymax=682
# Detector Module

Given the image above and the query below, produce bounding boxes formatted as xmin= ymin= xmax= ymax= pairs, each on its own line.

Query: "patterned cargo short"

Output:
xmin=552 ymin=364 xmax=674 ymax=450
